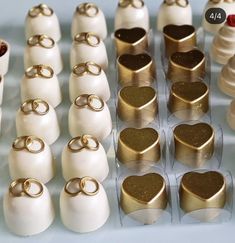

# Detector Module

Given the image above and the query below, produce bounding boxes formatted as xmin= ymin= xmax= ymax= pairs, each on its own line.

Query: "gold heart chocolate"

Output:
xmin=117 ymin=128 xmax=161 ymax=165
xmin=117 ymin=86 xmax=158 ymax=127
xmin=117 ymin=53 xmax=156 ymax=86
xmin=121 ymin=173 xmax=167 ymax=216
xmin=114 ymin=27 xmax=148 ymax=56
xmin=168 ymin=81 xmax=209 ymax=120
xmin=163 ymin=24 xmax=196 ymax=57
xmin=167 ymin=49 xmax=206 ymax=82
xmin=179 ymin=171 xmax=226 ymax=213
xmin=173 ymin=123 xmax=214 ymax=167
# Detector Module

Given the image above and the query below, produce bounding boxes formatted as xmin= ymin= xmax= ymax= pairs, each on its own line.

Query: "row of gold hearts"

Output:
xmin=117 ymin=123 xmax=215 ymax=168
xmin=120 ymin=171 xmax=227 ymax=223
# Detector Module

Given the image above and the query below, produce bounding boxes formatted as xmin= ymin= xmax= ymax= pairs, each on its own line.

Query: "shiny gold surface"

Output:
xmin=27 ymin=34 xmax=55 ymax=49
xmin=164 ymin=0 xmax=189 ymax=7
xmin=117 ymin=53 xmax=156 ymax=86
xmin=28 ymin=4 xmax=54 ymax=18
xmin=76 ymin=3 xmax=99 ymax=17
xmin=163 ymin=25 xmax=196 ymax=57
xmin=168 ymin=81 xmax=209 ymax=120
xmin=74 ymin=94 xmax=104 ymax=112
xmin=21 ymin=99 xmax=50 ymax=116
xmin=173 ymin=123 xmax=214 ymax=167
xmin=118 ymin=0 xmax=145 ymax=8
xmin=25 ymin=65 xmax=54 ymax=79
xmin=120 ymin=173 xmax=167 ymax=216
xmin=117 ymin=128 xmax=161 ymax=165
xmin=114 ymin=27 xmax=148 ymax=56
xmin=72 ymin=62 xmax=101 ymax=76
xmin=167 ymin=49 xmax=206 ymax=83
xmin=74 ymin=32 xmax=100 ymax=47
xmin=179 ymin=171 xmax=226 ymax=213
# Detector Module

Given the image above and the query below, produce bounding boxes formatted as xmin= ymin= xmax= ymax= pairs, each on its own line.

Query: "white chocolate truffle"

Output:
xmin=16 ymin=99 xmax=60 ymax=145
xmin=3 ymin=178 xmax=55 ymax=236
xmin=24 ymin=35 xmax=63 ymax=74
xmin=8 ymin=136 xmax=55 ymax=184
xmin=227 ymin=99 xmax=235 ymax=130
xmin=157 ymin=0 xmax=192 ymax=31
xmin=62 ymin=135 xmax=109 ymax=182
xmin=70 ymin=32 xmax=108 ymax=70
xmin=115 ymin=0 xmax=149 ymax=31
xmin=0 ymin=40 xmax=10 ymax=76
xmin=68 ymin=94 xmax=112 ymax=141
xmin=69 ymin=62 xmax=110 ymax=103
xmin=21 ymin=65 xmax=62 ymax=108
xmin=25 ymin=4 xmax=61 ymax=42
xmin=60 ymin=177 xmax=110 ymax=233
xmin=71 ymin=3 xmax=107 ymax=40
xmin=211 ymin=19 xmax=235 ymax=64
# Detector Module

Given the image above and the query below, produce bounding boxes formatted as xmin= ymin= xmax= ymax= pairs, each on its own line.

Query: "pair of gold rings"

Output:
xmin=27 ymin=34 xmax=55 ymax=49
xmin=164 ymin=0 xmax=189 ymax=7
xmin=74 ymin=94 xmax=104 ymax=111
xmin=74 ymin=32 xmax=100 ymax=47
xmin=9 ymin=178 xmax=43 ymax=198
xmin=77 ymin=3 xmax=99 ymax=17
xmin=25 ymin=65 xmax=54 ymax=79
xmin=73 ymin=62 xmax=102 ymax=77
xmin=68 ymin=135 xmax=99 ymax=153
xmin=12 ymin=136 xmax=45 ymax=154
xmin=118 ymin=0 xmax=145 ymax=8
xmin=21 ymin=99 xmax=49 ymax=115
xmin=65 ymin=177 xmax=99 ymax=197
xmin=28 ymin=4 xmax=54 ymax=18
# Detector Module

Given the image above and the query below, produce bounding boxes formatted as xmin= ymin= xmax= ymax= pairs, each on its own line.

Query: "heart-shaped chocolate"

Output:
xmin=117 ymin=128 xmax=161 ymax=164
xmin=115 ymin=27 xmax=146 ymax=44
xmin=163 ymin=25 xmax=195 ymax=41
xmin=173 ymin=123 xmax=214 ymax=167
xmin=0 ymin=42 xmax=7 ymax=57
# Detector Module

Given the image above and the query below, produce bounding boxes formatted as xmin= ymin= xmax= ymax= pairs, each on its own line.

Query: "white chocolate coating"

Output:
xmin=227 ymin=99 xmax=235 ymax=130
xmin=3 ymin=183 xmax=55 ymax=236
xmin=16 ymin=102 xmax=60 ymax=145
xmin=202 ymin=1 xmax=235 ymax=34
xmin=0 ymin=40 xmax=10 ymax=76
xmin=60 ymin=180 xmax=110 ymax=233
xmin=25 ymin=13 xmax=61 ymax=42
xmin=157 ymin=2 xmax=192 ymax=31
xmin=21 ymin=72 xmax=62 ymax=108
xmin=115 ymin=4 xmax=149 ymax=31
xmin=62 ymin=139 xmax=109 ymax=182
xmin=8 ymin=139 xmax=55 ymax=184
xmin=211 ymin=23 xmax=235 ymax=64
xmin=71 ymin=6 xmax=107 ymax=40
xmin=24 ymin=43 xmax=63 ymax=75
xmin=0 ymin=76 xmax=4 ymax=105
xmin=69 ymin=69 xmax=110 ymax=103
xmin=68 ymin=99 xmax=112 ymax=141
xmin=70 ymin=40 xmax=108 ymax=70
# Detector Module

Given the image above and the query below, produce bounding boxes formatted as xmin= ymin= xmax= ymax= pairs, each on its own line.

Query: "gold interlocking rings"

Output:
xmin=9 ymin=178 xmax=43 ymax=198
xmin=164 ymin=0 xmax=189 ymax=7
xmin=74 ymin=32 xmax=100 ymax=47
xmin=12 ymin=136 xmax=45 ymax=154
xmin=73 ymin=62 xmax=102 ymax=76
xmin=68 ymin=135 xmax=99 ymax=153
xmin=74 ymin=94 xmax=104 ymax=112
xmin=28 ymin=4 xmax=54 ymax=18
xmin=27 ymin=34 xmax=55 ymax=49
xmin=21 ymin=99 xmax=49 ymax=115
xmin=77 ymin=2 xmax=99 ymax=17
xmin=64 ymin=177 xmax=99 ymax=197
xmin=25 ymin=65 xmax=54 ymax=79
xmin=118 ymin=0 xmax=145 ymax=8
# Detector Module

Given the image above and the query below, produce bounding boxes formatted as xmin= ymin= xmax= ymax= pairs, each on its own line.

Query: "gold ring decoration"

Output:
xmin=25 ymin=65 xmax=54 ymax=79
xmin=77 ymin=2 xmax=99 ymax=17
xmin=73 ymin=62 xmax=102 ymax=76
xmin=164 ymin=0 xmax=189 ymax=7
xmin=64 ymin=177 xmax=99 ymax=197
xmin=74 ymin=94 xmax=104 ymax=112
xmin=118 ymin=0 xmax=145 ymax=8
xmin=12 ymin=136 xmax=45 ymax=154
xmin=28 ymin=3 xmax=54 ymax=18
xmin=9 ymin=178 xmax=43 ymax=198
xmin=20 ymin=99 xmax=50 ymax=115
xmin=67 ymin=134 xmax=99 ymax=153
xmin=27 ymin=34 xmax=55 ymax=49
xmin=74 ymin=32 xmax=100 ymax=47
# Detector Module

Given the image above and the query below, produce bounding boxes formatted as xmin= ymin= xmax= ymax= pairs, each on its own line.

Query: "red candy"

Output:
xmin=227 ymin=15 xmax=235 ymax=27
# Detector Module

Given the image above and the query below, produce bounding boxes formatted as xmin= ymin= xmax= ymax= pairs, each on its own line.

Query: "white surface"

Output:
xmin=0 ymin=0 xmax=234 ymax=243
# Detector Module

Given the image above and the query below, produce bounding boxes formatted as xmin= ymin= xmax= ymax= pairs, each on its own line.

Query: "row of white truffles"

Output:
xmin=4 ymin=3 xmax=113 ymax=236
